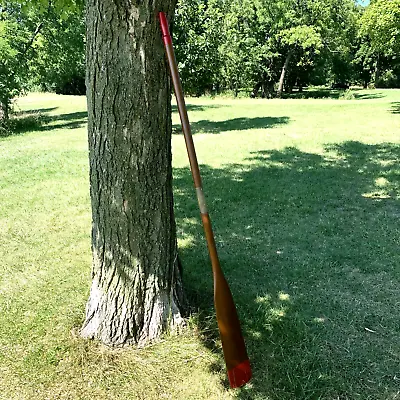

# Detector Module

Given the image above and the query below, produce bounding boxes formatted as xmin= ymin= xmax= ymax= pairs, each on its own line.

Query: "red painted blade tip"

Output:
xmin=228 ymin=359 xmax=252 ymax=389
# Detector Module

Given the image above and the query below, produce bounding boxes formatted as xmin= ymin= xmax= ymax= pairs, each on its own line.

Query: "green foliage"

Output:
xmin=29 ymin=11 xmax=85 ymax=94
xmin=219 ymin=0 xmax=277 ymax=94
xmin=0 ymin=0 xmax=84 ymax=16
xmin=174 ymin=0 xmax=224 ymax=95
xmin=355 ymin=0 xmax=400 ymax=87
xmin=0 ymin=0 xmax=85 ymax=116
xmin=0 ymin=5 xmax=35 ymax=121
xmin=376 ymin=69 xmax=400 ymax=88
xmin=0 ymin=21 xmax=19 ymax=103
xmin=279 ymin=25 xmax=322 ymax=51
xmin=279 ymin=25 xmax=322 ymax=90
xmin=174 ymin=0 xmax=361 ymax=96
xmin=352 ymin=40 xmax=374 ymax=86
xmin=359 ymin=0 xmax=400 ymax=56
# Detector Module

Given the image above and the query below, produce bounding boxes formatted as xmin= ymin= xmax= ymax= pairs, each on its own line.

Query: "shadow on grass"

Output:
xmin=390 ymin=102 xmax=400 ymax=114
xmin=174 ymin=116 xmax=290 ymax=134
xmin=282 ymin=89 xmax=342 ymax=100
xmin=2 ymin=109 xmax=88 ymax=137
xmin=38 ymin=111 xmax=88 ymax=131
xmin=15 ymin=107 xmax=58 ymax=114
xmin=353 ymin=92 xmax=384 ymax=100
xmin=174 ymin=142 xmax=400 ymax=399
xmin=281 ymin=89 xmax=384 ymax=101
xmin=172 ymin=104 xmax=225 ymax=113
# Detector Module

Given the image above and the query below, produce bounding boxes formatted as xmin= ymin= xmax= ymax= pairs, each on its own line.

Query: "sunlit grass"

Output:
xmin=0 ymin=89 xmax=399 ymax=399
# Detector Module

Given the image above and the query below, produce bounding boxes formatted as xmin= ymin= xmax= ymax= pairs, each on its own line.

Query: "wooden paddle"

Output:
xmin=158 ymin=12 xmax=252 ymax=388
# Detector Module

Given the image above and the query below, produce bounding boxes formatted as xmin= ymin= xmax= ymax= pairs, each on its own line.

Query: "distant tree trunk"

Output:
xmin=0 ymin=96 xmax=10 ymax=125
xmin=20 ymin=22 xmax=44 ymax=59
xmin=81 ymin=0 xmax=185 ymax=347
xmin=234 ymin=81 xmax=239 ymax=97
xmin=265 ymin=80 xmax=275 ymax=99
xmin=251 ymin=82 xmax=262 ymax=98
xmin=277 ymin=51 xmax=292 ymax=98
xmin=0 ymin=101 xmax=8 ymax=124
xmin=374 ymin=53 xmax=380 ymax=85
xmin=285 ymin=83 xmax=293 ymax=93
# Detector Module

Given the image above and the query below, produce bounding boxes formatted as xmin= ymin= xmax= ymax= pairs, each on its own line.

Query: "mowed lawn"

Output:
xmin=0 ymin=90 xmax=399 ymax=399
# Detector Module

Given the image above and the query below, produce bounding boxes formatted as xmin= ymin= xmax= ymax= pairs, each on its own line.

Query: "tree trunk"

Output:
xmin=374 ymin=53 xmax=380 ymax=85
xmin=81 ymin=0 xmax=185 ymax=347
xmin=0 ymin=101 xmax=9 ymax=124
xmin=250 ymin=82 xmax=262 ymax=98
xmin=234 ymin=81 xmax=239 ymax=97
xmin=277 ymin=51 xmax=291 ymax=98
xmin=20 ymin=22 xmax=44 ymax=59
xmin=265 ymin=80 xmax=274 ymax=99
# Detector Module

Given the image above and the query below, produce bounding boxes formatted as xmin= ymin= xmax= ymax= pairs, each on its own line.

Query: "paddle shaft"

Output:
xmin=159 ymin=12 xmax=251 ymax=388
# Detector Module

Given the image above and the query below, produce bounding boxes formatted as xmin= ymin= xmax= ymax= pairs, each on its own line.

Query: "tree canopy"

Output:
xmin=1 ymin=0 xmax=400 ymax=122
xmin=359 ymin=0 xmax=400 ymax=56
xmin=0 ymin=0 xmax=84 ymax=123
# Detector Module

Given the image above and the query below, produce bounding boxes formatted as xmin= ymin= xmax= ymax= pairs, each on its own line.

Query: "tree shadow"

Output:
xmin=172 ymin=104 xmax=226 ymax=113
xmin=15 ymin=107 xmax=58 ymax=114
xmin=173 ymin=116 xmax=290 ymax=134
xmin=39 ymin=118 xmax=88 ymax=131
xmin=2 ymin=110 xmax=88 ymax=137
xmin=173 ymin=142 xmax=400 ymax=399
xmin=282 ymin=89 xmax=342 ymax=100
xmin=353 ymin=92 xmax=384 ymax=100
xmin=38 ymin=111 xmax=88 ymax=132
xmin=281 ymin=89 xmax=384 ymax=100
xmin=49 ymin=111 xmax=88 ymax=122
xmin=390 ymin=102 xmax=400 ymax=114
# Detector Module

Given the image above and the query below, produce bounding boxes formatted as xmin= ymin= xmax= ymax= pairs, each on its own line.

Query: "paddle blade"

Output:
xmin=203 ymin=214 xmax=252 ymax=388
xmin=213 ymin=267 xmax=252 ymax=388
xmin=228 ymin=359 xmax=252 ymax=388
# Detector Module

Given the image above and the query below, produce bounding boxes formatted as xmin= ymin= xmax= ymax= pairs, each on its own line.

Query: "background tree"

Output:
xmin=358 ymin=0 xmax=400 ymax=87
xmin=29 ymin=10 xmax=85 ymax=94
xmin=81 ymin=0 xmax=186 ymax=346
xmin=220 ymin=0 xmax=260 ymax=96
xmin=174 ymin=0 xmax=223 ymax=95
xmin=219 ymin=0 xmax=279 ymax=98
xmin=0 ymin=2 xmax=41 ymax=123
xmin=359 ymin=0 xmax=400 ymax=57
xmin=353 ymin=38 xmax=376 ymax=88
xmin=276 ymin=25 xmax=322 ymax=96
xmin=0 ymin=18 xmax=20 ymax=122
xmin=0 ymin=0 xmax=85 ymax=125
xmin=316 ymin=0 xmax=359 ymax=86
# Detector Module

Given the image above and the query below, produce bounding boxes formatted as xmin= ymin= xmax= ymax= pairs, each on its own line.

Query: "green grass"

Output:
xmin=1 ymin=89 xmax=399 ymax=399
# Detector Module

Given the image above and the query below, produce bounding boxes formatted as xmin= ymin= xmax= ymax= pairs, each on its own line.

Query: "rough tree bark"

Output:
xmin=81 ymin=0 xmax=185 ymax=347
xmin=277 ymin=50 xmax=292 ymax=98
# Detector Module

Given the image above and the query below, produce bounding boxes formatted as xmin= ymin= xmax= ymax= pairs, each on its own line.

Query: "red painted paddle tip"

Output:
xmin=158 ymin=12 xmax=172 ymax=44
xmin=228 ymin=359 xmax=252 ymax=388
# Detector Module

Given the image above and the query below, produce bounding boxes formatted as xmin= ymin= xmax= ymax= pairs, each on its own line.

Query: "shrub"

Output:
xmin=376 ymin=70 xmax=400 ymax=88
xmin=0 ymin=111 xmax=49 ymax=137
xmin=339 ymin=89 xmax=355 ymax=100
